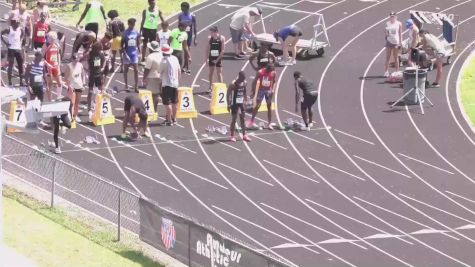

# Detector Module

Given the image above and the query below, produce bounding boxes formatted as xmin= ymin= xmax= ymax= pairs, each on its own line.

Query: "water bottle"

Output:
xmin=258 ymin=121 xmax=265 ymax=130
xmin=220 ymin=126 xmax=227 ymax=135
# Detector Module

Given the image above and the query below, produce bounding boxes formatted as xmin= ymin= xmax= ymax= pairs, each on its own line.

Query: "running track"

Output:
xmin=2 ymin=0 xmax=475 ymax=266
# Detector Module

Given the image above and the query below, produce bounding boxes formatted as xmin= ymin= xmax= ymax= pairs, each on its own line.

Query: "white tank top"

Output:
xmin=386 ymin=21 xmax=400 ymax=45
xmin=8 ymin=26 xmax=22 ymax=50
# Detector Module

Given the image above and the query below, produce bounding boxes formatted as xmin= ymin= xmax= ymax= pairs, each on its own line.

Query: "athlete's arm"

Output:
xmin=136 ymin=34 xmax=141 ymax=54
xmin=205 ymin=36 xmax=210 ymax=63
xmin=76 ymin=3 xmax=91 ymax=27
xmin=25 ymin=63 xmax=31 ymax=89
xmin=398 ymin=21 xmax=403 ymax=46
xmin=192 ymin=15 xmax=198 ymax=46
xmin=269 ymin=51 xmax=276 ymax=64
xmin=248 ymin=52 xmax=258 ymax=71
xmin=183 ymin=38 xmax=191 ymax=62
xmin=159 ymin=10 xmax=164 ymax=23
xmin=218 ymin=35 xmax=225 ymax=61
xmin=1 ymin=29 xmax=9 ymax=46
xmin=100 ymin=5 xmax=107 ymax=21
xmin=140 ymin=9 xmax=146 ymax=34
xmin=271 ymin=71 xmax=276 ymax=93
xmin=294 ymin=79 xmax=300 ymax=112
xmin=226 ymin=83 xmax=233 ymax=109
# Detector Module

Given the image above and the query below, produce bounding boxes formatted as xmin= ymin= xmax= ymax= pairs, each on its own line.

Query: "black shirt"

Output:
xmin=110 ymin=20 xmax=125 ymax=38
xmin=124 ymin=95 xmax=146 ymax=113
xmin=257 ymin=51 xmax=272 ymax=69
xmin=209 ymin=36 xmax=222 ymax=59
xmin=88 ymin=52 xmax=105 ymax=77
xmin=298 ymin=78 xmax=318 ymax=96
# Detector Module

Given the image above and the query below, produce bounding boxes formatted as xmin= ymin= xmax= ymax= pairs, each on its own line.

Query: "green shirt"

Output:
xmin=170 ymin=28 xmax=187 ymax=51
xmin=85 ymin=0 xmax=103 ymax=25
xmin=143 ymin=8 xmax=160 ymax=30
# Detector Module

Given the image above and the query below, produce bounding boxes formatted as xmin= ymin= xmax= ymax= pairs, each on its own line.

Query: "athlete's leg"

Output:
xmin=123 ymin=63 xmax=129 ymax=90
xmin=384 ymin=47 xmax=392 ymax=73
xmin=133 ymin=64 xmax=139 ymax=92
xmin=392 ymin=47 xmax=400 ymax=71
xmin=301 ymin=101 xmax=309 ymax=127
xmin=217 ymin=66 xmax=223 ymax=83
xmin=208 ymin=65 xmax=215 ymax=88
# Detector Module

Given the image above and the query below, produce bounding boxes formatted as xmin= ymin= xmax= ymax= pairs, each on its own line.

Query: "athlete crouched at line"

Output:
xmin=51 ymin=97 xmax=73 ymax=154
xmin=294 ymin=71 xmax=318 ymax=131
xmin=227 ymin=71 xmax=251 ymax=142
xmin=121 ymin=95 xmax=149 ymax=139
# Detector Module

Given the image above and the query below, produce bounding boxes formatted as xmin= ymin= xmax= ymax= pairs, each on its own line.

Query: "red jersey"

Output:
xmin=258 ymin=69 xmax=275 ymax=90
xmin=45 ymin=43 xmax=60 ymax=67
xmin=34 ymin=21 xmax=49 ymax=43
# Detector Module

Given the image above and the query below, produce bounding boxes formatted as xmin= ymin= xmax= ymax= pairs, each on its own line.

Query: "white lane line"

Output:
xmin=353 ymin=196 xmax=459 ymax=241
xmin=399 ymin=194 xmax=475 ymax=226
xmin=334 ymin=129 xmax=375 ymax=146
xmin=292 ymin=131 xmax=332 ymax=147
xmin=124 ymin=166 xmax=180 ymax=192
xmin=398 ymin=153 xmax=454 ymax=175
xmin=110 ymin=137 xmax=153 ymax=157
xmin=308 ymin=157 xmax=366 ymax=181
xmin=445 ymin=191 xmax=475 ymax=204
xmin=249 ymin=133 xmax=288 ymax=150
xmin=261 ymin=202 xmax=367 ymax=249
xmin=172 ymin=164 xmax=228 ymax=190
xmin=263 ymin=160 xmax=320 ymax=184
xmin=217 ymin=162 xmax=274 ymax=186
xmin=202 ymin=134 xmax=241 ymax=152
xmin=305 ymin=199 xmax=414 ymax=245
xmin=283 ymin=110 xmax=302 ymax=118
xmin=167 ymin=140 xmax=197 ymax=154
xmin=212 ymin=205 xmax=322 ymax=255
xmin=353 ymin=155 xmax=411 ymax=179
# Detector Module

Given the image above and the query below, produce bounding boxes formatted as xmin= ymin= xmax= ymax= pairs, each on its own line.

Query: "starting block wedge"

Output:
xmin=92 ymin=93 xmax=115 ymax=126
xmin=209 ymin=83 xmax=229 ymax=115
xmin=8 ymin=100 xmax=26 ymax=133
xmin=135 ymin=90 xmax=158 ymax=122
xmin=176 ymin=87 xmax=197 ymax=119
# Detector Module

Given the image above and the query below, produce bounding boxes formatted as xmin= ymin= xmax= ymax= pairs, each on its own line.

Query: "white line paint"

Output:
xmin=399 ymin=194 xmax=475 ymax=226
xmin=445 ymin=191 xmax=475 ymax=204
xmin=353 ymin=155 xmax=411 ymax=179
xmin=217 ymin=162 xmax=274 ymax=186
xmin=172 ymin=164 xmax=228 ymax=190
xmin=249 ymin=133 xmax=288 ymax=150
xmin=308 ymin=157 xmax=366 ymax=181
xmin=305 ymin=198 xmax=414 ymax=245
xmin=110 ymin=137 xmax=153 ymax=157
xmin=124 ymin=166 xmax=180 ymax=192
xmin=203 ymin=135 xmax=241 ymax=152
xmin=334 ymin=129 xmax=375 ymax=145
xmin=293 ymin=131 xmax=332 ymax=147
xmin=353 ymin=196 xmax=459 ymax=240
xmin=457 ymin=224 xmax=475 ymax=230
xmin=212 ymin=205 xmax=323 ymax=255
xmin=167 ymin=140 xmax=197 ymax=154
xmin=263 ymin=160 xmax=320 ymax=184
xmin=398 ymin=153 xmax=454 ymax=175
xmin=282 ymin=110 xmax=302 ymax=119
xmin=411 ymin=229 xmax=449 ymax=235
xmin=260 ymin=202 xmax=367 ymax=249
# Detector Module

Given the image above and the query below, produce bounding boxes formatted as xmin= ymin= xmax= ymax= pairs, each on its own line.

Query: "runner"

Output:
xmin=229 ymin=7 xmax=262 ymax=59
xmin=140 ymin=0 xmax=164 ymax=65
xmin=44 ymin=31 xmax=62 ymax=101
xmin=157 ymin=21 xmax=171 ymax=48
xmin=249 ymin=63 xmax=276 ymax=130
xmin=121 ymin=18 xmax=141 ymax=92
xmin=107 ymin=10 xmax=125 ymax=72
xmin=160 ymin=44 xmax=181 ymax=126
xmin=13 ymin=3 xmax=32 ymax=56
xmin=227 ymin=71 xmax=251 ymax=142
xmin=178 ymin=1 xmax=197 ymax=73
xmin=25 ymin=51 xmax=46 ymax=101
xmin=1 ymin=17 xmax=25 ymax=86
xmin=87 ymin=41 xmax=106 ymax=118
xmin=294 ymin=71 xmax=318 ymax=131
xmin=143 ymin=41 xmax=163 ymax=113
xmin=32 ymin=12 xmax=49 ymax=50
xmin=71 ymin=30 xmax=96 ymax=56
xmin=249 ymin=42 xmax=275 ymax=96
xmin=205 ymin=26 xmax=225 ymax=92
xmin=64 ymin=53 xmax=86 ymax=122
xmin=273 ymin=25 xmax=302 ymax=66
xmin=76 ymin=0 xmax=107 ymax=36
xmin=121 ymin=94 xmax=149 ymax=139
xmin=100 ymin=32 xmax=112 ymax=84
xmin=384 ymin=11 xmax=402 ymax=77
xmin=169 ymin=22 xmax=191 ymax=73
xmin=51 ymin=97 xmax=73 ymax=154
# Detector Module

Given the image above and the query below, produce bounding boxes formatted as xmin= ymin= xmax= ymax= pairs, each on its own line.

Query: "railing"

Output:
xmin=2 ymin=134 xmax=294 ymax=267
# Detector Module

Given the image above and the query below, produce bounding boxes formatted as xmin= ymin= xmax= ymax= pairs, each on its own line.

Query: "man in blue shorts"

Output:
xmin=121 ymin=18 xmax=141 ymax=92
xmin=273 ymin=25 xmax=302 ymax=65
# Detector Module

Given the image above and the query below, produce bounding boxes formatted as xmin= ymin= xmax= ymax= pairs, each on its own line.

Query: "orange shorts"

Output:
xmin=48 ymin=67 xmax=60 ymax=77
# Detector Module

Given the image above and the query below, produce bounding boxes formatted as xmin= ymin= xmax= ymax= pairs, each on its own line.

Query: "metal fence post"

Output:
xmin=117 ymin=189 xmax=121 ymax=241
xmin=50 ymin=159 xmax=56 ymax=208
xmin=188 ymin=223 xmax=191 ymax=267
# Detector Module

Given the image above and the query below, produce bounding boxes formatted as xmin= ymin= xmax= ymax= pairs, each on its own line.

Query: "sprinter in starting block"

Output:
xmin=121 ymin=95 xmax=149 ymax=139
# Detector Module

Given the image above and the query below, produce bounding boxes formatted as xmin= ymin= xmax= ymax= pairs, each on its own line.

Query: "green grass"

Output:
xmin=50 ymin=0 xmax=204 ymax=28
xmin=461 ymin=57 xmax=475 ymax=127
xmin=3 ymin=187 xmax=164 ymax=267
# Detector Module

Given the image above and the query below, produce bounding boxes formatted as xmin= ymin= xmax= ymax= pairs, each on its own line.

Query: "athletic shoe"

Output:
xmin=185 ymin=69 xmax=191 ymax=75
xmin=172 ymin=119 xmax=177 ymax=125
xmin=308 ymin=122 xmax=314 ymax=128
xmin=161 ymin=120 xmax=172 ymax=126
xmin=39 ymin=120 xmax=49 ymax=127
xmin=74 ymin=116 xmax=81 ymax=123
xmin=234 ymin=54 xmax=245 ymax=60
xmin=230 ymin=136 xmax=237 ymax=142
xmin=247 ymin=120 xmax=257 ymax=129
xmin=143 ymin=131 xmax=151 ymax=138
xmin=242 ymin=135 xmax=251 ymax=142
xmin=88 ymin=110 xmax=94 ymax=122
xmin=120 ymin=133 xmax=128 ymax=139
xmin=431 ymin=82 xmax=440 ymax=88
xmin=384 ymin=71 xmax=390 ymax=78
xmin=279 ymin=60 xmax=293 ymax=66
xmin=300 ymin=125 xmax=308 ymax=131
xmin=291 ymin=59 xmax=297 ymax=65
xmin=54 ymin=147 xmax=61 ymax=154
xmin=267 ymin=123 xmax=274 ymax=130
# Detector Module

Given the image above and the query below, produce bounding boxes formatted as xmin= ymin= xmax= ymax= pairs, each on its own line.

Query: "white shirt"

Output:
xmin=8 ymin=26 xmax=22 ymax=50
xmin=230 ymin=7 xmax=252 ymax=30
xmin=157 ymin=30 xmax=170 ymax=48
xmin=386 ymin=21 xmax=401 ymax=45
xmin=160 ymin=55 xmax=180 ymax=88
xmin=145 ymin=52 xmax=163 ymax=79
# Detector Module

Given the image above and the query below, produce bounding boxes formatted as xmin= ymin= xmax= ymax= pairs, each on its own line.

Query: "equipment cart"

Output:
xmin=252 ymin=12 xmax=330 ymax=59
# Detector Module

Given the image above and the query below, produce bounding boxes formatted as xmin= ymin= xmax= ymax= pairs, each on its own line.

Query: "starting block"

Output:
xmin=68 ymin=111 xmax=77 ymax=129
xmin=135 ymin=90 xmax=158 ymax=122
xmin=209 ymin=83 xmax=229 ymax=115
xmin=176 ymin=87 xmax=197 ymax=118
xmin=8 ymin=100 xmax=26 ymax=133
xmin=92 ymin=93 xmax=115 ymax=126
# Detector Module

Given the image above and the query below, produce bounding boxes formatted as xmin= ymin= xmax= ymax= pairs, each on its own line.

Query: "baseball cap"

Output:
xmin=405 ymin=19 xmax=414 ymax=29
xmin=161 ymin=44 xmax=173 ymax=55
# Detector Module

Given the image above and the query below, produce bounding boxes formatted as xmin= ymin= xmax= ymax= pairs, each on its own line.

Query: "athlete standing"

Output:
xmin=178 ymin=2 xmax=197 ymax=74
xmin=249 ymin=64 xmax=276 ymax=129
xmin=249 ymin=42 xmax=275 ymax=96
xmin=227 ymin=71 xmax=251 ymax=142
xmin=140 ymin=0 xmax=164 ymax=65
xmin=294 ymin=71 xmax=318 ymax=130
xmin=121 ymin=18 xmax=141 ymax=92
xmin=205 ymin=26 xmax=225 ymax=92
xmin=44 ymin=31 xmax=62 ymax=100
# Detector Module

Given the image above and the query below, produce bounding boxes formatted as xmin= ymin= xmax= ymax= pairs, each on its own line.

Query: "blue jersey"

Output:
xmin=178 ymin=12 xmax=194 ymax=36
xmin=123 ymin=29 xmax=139 ymax=56
xmin=278 ymin=25 xmax=300 ymax=41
